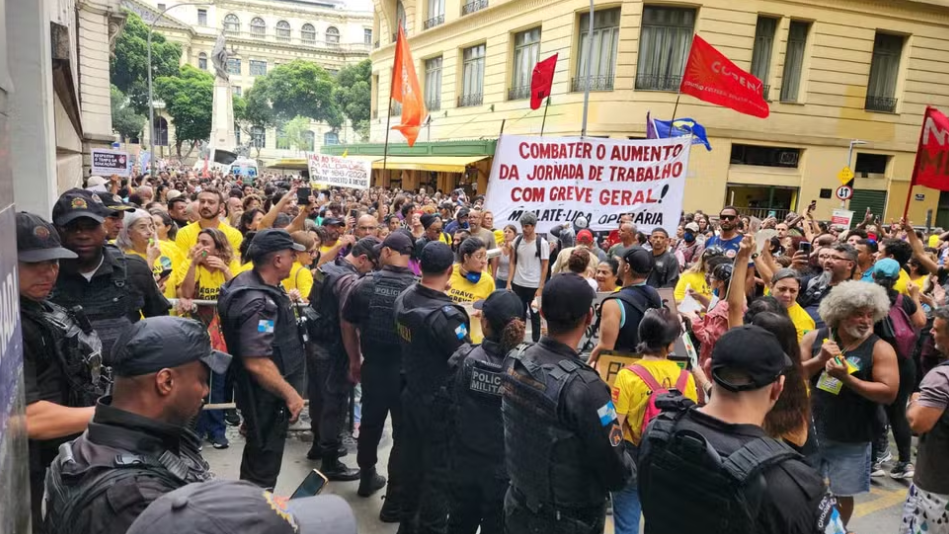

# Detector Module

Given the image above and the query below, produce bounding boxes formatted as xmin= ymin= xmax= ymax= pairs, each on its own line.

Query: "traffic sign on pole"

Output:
xmin=837 ymin=167 xmax=855 ymax=185
xmin=835 ymin=185 xmax=853 ymax=200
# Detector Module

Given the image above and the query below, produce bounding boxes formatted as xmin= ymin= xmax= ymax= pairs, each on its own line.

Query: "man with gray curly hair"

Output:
xmin=800 ymin=281 xmax=899 ymax=529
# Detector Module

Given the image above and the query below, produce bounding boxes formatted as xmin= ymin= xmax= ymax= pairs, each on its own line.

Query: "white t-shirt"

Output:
xmin=512 ymin=235 xmax=550 ymax=288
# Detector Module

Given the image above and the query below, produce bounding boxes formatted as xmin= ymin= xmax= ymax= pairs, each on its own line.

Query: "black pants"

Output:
xmin=306 ymin=344 xmax=324 ymax=444
xmin=239 ymin=386 xmax=290 ymax=489
xmin=884 ymin=356 xmax=917 ymax=463
xmin=358 ymin=359 xmax=405 ymax=485
xmin=511 ymin=282 xmax=541 ymax=343
xmin=449 ymin=449 xmax=507 ymax=534
xmin=317 ymin=350 xmax=352 ymax=458
xmin=399 ymin=389 xmax=450 ymax=534
xmin=503 ymin=489 xmax=606 ymax=534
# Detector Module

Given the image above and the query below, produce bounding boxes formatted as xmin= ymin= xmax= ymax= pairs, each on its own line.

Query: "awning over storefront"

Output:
xmin=356 ymin=155 xmax=488 ymax=173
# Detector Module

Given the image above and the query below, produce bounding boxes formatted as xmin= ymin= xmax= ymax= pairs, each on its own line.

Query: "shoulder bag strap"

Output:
xmin=628 ymin=364 xmax=663 ymax=392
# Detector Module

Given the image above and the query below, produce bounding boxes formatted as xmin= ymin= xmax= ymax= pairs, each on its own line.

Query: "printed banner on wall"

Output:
xmin=91 ymin=149 xmax=130 ymax=177
xmin=484 ymin=135 xmax=691 ymax=233
xmin=307 ymin=153 xmax=371 ymax=189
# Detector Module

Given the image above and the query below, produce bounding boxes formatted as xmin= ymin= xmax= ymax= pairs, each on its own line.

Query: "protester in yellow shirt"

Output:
xmin=673 ymin=247 xmax=723 ymax=305
xmin=448 ymin=236 xmax=495 ymax=305
xmin=770 ymin=268 xmax=815 ymax=341
xmin=117 ymin=209 xmax=183 ymax=298
xmin=611 ymin=308 xmax=697 ymax=534
xmin=175 ymin=228 xmax=240 ymax=303
xmin=282 ymin=231 xmax=318 ymax=302
xmin=175 ymin=190 xmax=243 ymax=260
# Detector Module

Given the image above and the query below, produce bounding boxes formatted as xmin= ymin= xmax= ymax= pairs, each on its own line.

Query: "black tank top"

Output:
xmin=809 ymin=327 xmax=879 ymax=443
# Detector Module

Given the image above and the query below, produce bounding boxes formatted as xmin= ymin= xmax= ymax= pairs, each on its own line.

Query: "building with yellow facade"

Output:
xmin=339 ymin=0 xmax=949 ymax=226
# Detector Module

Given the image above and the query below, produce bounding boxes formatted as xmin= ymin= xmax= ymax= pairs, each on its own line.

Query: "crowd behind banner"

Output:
xmin=18 ymin=153 xmax=949 ymax=534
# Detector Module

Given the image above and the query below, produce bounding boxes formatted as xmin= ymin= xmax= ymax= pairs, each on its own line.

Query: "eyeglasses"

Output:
xmin=720 ymin=214 xmax=738 ymax=221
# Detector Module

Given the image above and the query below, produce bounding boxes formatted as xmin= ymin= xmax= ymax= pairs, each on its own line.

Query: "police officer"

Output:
xmin=447 ymin=290 xmax=525 ymax=534
xmin=502 ymin=273 xmax=634 ymax=534
xmin=44 ymin=316 xmax=228 ymax=534
xmin=394 ymin=241 xmax=471 ymax=534
xmin=218 ymin=229 xmax=308 ymax=489
xmin=18 ymin=212 xmax=108 ymax=533
xmin=50 ymin=189 xmax=170 ymax=358
xmin=638 ymin=326 xmax=846 ymax=534
xmin=309 ymin=237 xmax=378 ymax=480
xmin=340 ymin=231 xmax=417 ymax=512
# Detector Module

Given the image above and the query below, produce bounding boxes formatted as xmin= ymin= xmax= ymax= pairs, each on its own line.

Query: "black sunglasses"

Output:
xmin=720 ymin=214 xmax=738 ymax=221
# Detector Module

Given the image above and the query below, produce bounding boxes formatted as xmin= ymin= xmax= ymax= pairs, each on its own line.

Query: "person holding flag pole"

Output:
xmin=903 ymin=106 xmax=949 ymax=219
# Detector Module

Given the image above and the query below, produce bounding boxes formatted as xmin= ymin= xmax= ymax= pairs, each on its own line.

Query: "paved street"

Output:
xmin=203 ymin=422 xmax=909 ymax=534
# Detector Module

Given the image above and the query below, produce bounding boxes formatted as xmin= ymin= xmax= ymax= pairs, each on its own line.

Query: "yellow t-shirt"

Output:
xmin=894 ymin=268 xmax=911 ymax=295
xmin=126 ymin=240 xmax=185 ymax=299
xmin=674 ymin=271 xmax=711 ymax=303
xmin=237 ymin=261 xmax=254 ymax=274
xmin=612 ymin=359 xmax=698 ymax=445
xmin=283 ymin=262 xmax=315 ymax=299
xmin=492 ymin=229 xmax=504 ymax=247
xmin=175 ymin=221 xmax=244 ymax=262
xmin=787 ymin=302 xmax=816 ymax=342
xmin=173 ymin=258 xmax=242 ymax=301
xmin=448 ymin=264 xmax=495 ymax=305
xmin=929 ymin=234 xmax=941 ymax=248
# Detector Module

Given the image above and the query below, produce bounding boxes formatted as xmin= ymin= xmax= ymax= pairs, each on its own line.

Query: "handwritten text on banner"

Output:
xmin=307 ymin=153 xmax=371 ymax=189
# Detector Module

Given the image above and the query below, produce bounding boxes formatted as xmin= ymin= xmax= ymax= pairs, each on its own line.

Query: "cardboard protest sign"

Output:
xmin=91 ymin=149 xmax=130 ymax=177
xmin=484 ymin=135 xmax=690 ymax=233
xmin=831 ymin=209 xmax=854 ymax=230
xmin=307 ymin=153 xmax=371 ymax=189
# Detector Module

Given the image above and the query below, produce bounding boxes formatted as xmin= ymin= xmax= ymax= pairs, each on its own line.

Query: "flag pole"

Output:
xmin=903 ymin=106 xmax=931 ymax=220
xmin=670 ymin=92 xmax=682 ymax=124
xmin=540 ymin=97 xmax=550 ymax=136
xmin=383 ymin=39 xmax=397 ymax=185
xmin=499 ymin=118 xmax=506 ymax=137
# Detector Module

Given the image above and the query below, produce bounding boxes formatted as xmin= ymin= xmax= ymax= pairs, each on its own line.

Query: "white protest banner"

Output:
xmin=831 ymin=209 xmax=854 ymax=230
xmin=306 ymin=153 xmax=371 ymax=189
xmin=484 ymin=135 xmax=690 ymax=233
xmin=91 ymin=149 xmax=130 ymax=177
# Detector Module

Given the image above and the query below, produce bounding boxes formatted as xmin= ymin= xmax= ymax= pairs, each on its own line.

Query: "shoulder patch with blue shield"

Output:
xmin=454 ymin=323 xmax=468 ymax=340
xmin=258 ymin=320 xmax=275 ymax=333
xmin=597 ymin=401 xmax=618 ymax=426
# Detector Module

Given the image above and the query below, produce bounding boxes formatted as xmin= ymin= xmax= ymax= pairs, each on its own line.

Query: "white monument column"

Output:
xmin=209 ymin=32 xmax=237 ymax=150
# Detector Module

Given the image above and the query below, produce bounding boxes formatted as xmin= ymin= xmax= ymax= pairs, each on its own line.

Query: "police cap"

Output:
xmin=420 ymin=241 xmax=454 ymax=274
xmin=541 ymin=273 xmax=595 ymax=327
xmin=52 ymin=189 xmax=107 ymax=226
xmin=17 ymin=212 xmax=77 ymax=262
xmin=111 ymin=316 xmax=231 ymax=377
xmin=246 ymin=228 xmax=306 ymax=261
xmin=711 ymin=325 xmax=792 ymax=392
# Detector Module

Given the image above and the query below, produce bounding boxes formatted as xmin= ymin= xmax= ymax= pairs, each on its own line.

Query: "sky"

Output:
xmin=345 ymin=0 xmax=373 ymax=11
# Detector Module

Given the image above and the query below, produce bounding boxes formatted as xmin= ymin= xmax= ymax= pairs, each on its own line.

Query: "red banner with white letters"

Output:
xmin=912 ymin=106 xmax=949 ymax=191
xmin=679 ymin=35 xmax=770 ymax=118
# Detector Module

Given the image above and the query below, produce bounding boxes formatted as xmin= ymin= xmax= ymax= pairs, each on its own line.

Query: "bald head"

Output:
xmin=355 ymin=214 xmax=379 ymax=239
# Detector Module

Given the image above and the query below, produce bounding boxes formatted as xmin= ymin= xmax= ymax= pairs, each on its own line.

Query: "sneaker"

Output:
xmin=210 ymin=435 xmax=229 ymax=449
xmin=871 ymin=462 xmax=886 ymax=477
xmin=889 ymin=462 xmax=915 ymax=480
xmin=874 ymin=449 xmax=893 ymax=465
xmin=224 ymin=409 xmax=241 ymax=427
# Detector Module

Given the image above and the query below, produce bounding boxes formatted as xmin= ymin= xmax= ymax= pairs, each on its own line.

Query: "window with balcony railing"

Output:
xmin=461 ymin=44 xmax=485 ymax=107
xmin=276 ymin=21 xmax=291 ymax=42
xmin=508 ymin=86 xmax=531 ymax=100
xmin=865 ymin=95 xmax=898 ymax=113
xmin=635 ymin=6 xmax=694 ymax=92
xmin=426 ymin=0 xmax=445 ymax=28
xmin=424 ymin=14 xmax=445 ymax=29
xmin=576 ymin=8 xmax=620 ymax=92
xmin=458 ymin=94 xmax=483 ymax=107
xmin=302 ymin=23 xmax=316 ymax=44
xmin=326 ymin=27 xmax=340 ymax=45
xmin=250 ymin=17 xmax=266 ymax=38
xmin=511 ymin=27 xmax=540 ymax=100
xmin=223 ymin=14 xmax=240 ymax=35
xmin=750 ymin=17 xmax=777 ymax=96
xmin=866 ymin=32 xmax=903 ymax=113
xmin=462 ymin=0 xmax=488 ymax=16
xmin=425 ymin=57 xmax=443 ymax=111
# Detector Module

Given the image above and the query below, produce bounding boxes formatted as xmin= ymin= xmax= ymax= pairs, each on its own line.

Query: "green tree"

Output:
xmin=335 ymin=59 xmax=371 ymax=141
xmin=154 ymin=65 xmax=214 ymax=157
xmin=111 ymin=85 xmax=146 ymax=144
xmin=261 ymin=60 xmax=342 ymax=127
xmin=281 ymin=115 xmax=313 ymax=153
xmin=233 ymin=86 xmax=276 ymax=158
xmin=110 ymin=11 xmax=183 ymax=113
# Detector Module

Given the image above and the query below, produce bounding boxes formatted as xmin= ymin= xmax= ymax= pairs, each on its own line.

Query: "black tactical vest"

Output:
xmin=450 ymin=341 xmax=506 ymax=460
xmin=22 ymin=301 xmax=110 ymax=407
xmin=395 ymin=288 xmax=468 ymax=396
xmin=309 ymin=259 xmax=358 ymax=351
xmin=501 ymin=345 xmax=604 ymax=510
xmin=362 ymin=268 xmax=416 ymax=357
xmin=50 ymin=246 xmax=141 ymax=361
xmin=218 ymin=270 xmax=305 ymax=378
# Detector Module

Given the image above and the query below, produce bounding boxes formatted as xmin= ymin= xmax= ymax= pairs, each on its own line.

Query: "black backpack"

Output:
xmin=580 ymin=287 xmax=659 ymax=355
xmin=638 ymin=401 xmax=802 ymax=534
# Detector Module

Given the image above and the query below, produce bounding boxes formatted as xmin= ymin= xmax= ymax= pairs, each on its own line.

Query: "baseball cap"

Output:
xmin=456 ymin=207 xmax=470 ymax=219
xmin=111 ymin=316 xmax=231 ymax=377
xmin=871 ymin=258 xmax=901 ymax=280
xmin=86 ymin=176 xmax=107 ymax=188
xmin=376 ymin=231 xmax=414 ymax=255
xmin=420 ymin=241 xmax=454 ymax=274
xmin=17 ymin=212 xmax=77 ymax=262
xmin=574 ymin=216 xmax=589 ymax=230
xmin=126 ymin=479 xmax=356 ymax=534
xmin=100 ymin=192 xmax=135 ymax=212
xmin=623 ymin=247 xmax=654 ymax=275
xmin=322 ymin=217 xmax=345 ymax=227
xmin=541 ymin=273 xmax=595 ymax=328
xmin=246 ymin=229 xmax=306 ymax=261
xmin=519 ymin=212 xmax=538 ymax=227
xmin=577 ymin=229 xmax=594 ymax=245
xmin=685 ymin=222 xmax=700 ymax=233
xmin=710 ymin=325 xmax=792 ymax=393
xmin=474 ymin=290 xmax=523 ymax=333
xmin=52 ymin=189 xmax=106 ymax=226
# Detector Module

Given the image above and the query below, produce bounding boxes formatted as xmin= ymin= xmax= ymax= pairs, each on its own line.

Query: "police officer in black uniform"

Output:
xmin=447 ymin=289 xmax=524 ymax=534
xmin=18 ymin=211 xmax=109 ymax=533
xmin=309 ymin=237 xmax=378 ymax=480
xmin=341 ymin=231 xmax=417 ymax=512
xmin=218 ymin=229 xmax=308 ymax=489
xmin=394 ymin=241 xmax=471 ymax=534
xmin=502 ymin=273 xmax=635 ymax=534
xmin=638 ymin=326 xmax=846 ymax=534
xmin=50 ymin=189 xmax=170 ymax=358
xmin=44 ymin=316 xmax=228 ymax=534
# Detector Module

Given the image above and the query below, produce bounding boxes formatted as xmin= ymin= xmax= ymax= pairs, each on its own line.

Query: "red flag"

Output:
xmin=391 ymin=26 xmax=427 ymax=147
xmin=912 ymin=106 xmax=949 ymax=191
xmin=679 ymin=35 xmax=770 ymax=118
xmin=530 ymin=53 xmax=558 ymax=110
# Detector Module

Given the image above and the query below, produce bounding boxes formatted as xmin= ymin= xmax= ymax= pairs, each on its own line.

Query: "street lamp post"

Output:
xmin=148 ymin=2 xmax=208 ymax=180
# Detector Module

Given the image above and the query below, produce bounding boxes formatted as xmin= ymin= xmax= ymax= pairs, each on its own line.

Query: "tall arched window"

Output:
xmin=326 ymin=26 xmax=340 ymax=45
xmin=198 ymin=52 xmax=207 ymax=70
xmin=276 ymin=20 xmax=291 ymax=41
xmin=303 ymin=131 xmax=315 ymax=152
xmin=324 ymin=131 xmax=339 ymax=146
xmin=301 ymin=23 xmax=316 ymax=44
xmin=250 ymin=17 xmax=266 ymax=38
xmin=223 ymin=14 xmax=240 ymax=34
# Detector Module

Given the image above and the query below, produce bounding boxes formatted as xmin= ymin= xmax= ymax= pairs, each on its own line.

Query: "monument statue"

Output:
xmin=211 ymin=32 xmax=229 ymax=82
xmin=208 ymin=32 xmax=237 ymax=151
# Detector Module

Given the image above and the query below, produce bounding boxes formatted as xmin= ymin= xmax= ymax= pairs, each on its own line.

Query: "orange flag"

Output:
xmin=391 ymin=26 xmax=427 ymax=147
